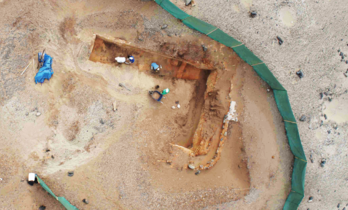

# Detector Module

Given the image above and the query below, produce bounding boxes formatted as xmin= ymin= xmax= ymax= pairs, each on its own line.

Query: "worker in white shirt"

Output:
xmin=115 ymin=55 xmax=135 ymax=64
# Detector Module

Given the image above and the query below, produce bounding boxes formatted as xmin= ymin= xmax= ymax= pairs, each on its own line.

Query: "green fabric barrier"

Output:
xmin=154 ymin=1 xmax=306 ymax=209
xmin=36 ymin=176 xmax=57 ymax=198
xmin=183 ymin=16 xmax=217 ymax=34
xmin=58 ymin=197 xmax=79 ymax=210
xmin=274 ymin=90 xmax=297 ymax=122
xmin=208 ymin=29 xmax=242 ymax=47
xmin=232 ymin=45 xmax=263 ymax=66
xmin=253 ymin=63 xmax=285 ymax=91
xmin=284 ymin=159 xmax=307 ymax=209
xmin=36 ymin=175 xmax=79 ymax=210
xmin=284 ymin=122 xmax=306 ymax=160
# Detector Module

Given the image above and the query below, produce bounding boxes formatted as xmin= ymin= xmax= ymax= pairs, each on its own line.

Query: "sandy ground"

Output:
xmin=0 ymin=0 xmax=346 ymax=210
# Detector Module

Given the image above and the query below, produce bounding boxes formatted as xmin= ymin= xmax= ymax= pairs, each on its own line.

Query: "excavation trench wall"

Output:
xmin=153 ymin=0 xmax=307 ymax=209
xmin=89 ymin=35 xmax=213 ymax=80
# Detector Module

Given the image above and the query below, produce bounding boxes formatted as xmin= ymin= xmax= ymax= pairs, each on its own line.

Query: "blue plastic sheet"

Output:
xmin=35 ymin=53 xmax=54 ymax=84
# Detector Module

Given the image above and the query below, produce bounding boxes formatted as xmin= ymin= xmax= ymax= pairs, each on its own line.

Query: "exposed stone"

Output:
xmin=296 ymin=70 xmax=304 ymax=78
xmin=300 ymin=115 xmax=306 ymax=122
xmin=308 ymin=196 xmax=313 ymax=203
xmin=202 ymin=44 xmax=207 ymax=52
xmin=185 ymin=0 xmax=192 ymax=6
xmin=320 ymin=159 xmax=326 ymax=167
xmin=250 ymin=11 xmax=257 ymax=18
xmin=309 ymin=154 xmax=314 ymax=163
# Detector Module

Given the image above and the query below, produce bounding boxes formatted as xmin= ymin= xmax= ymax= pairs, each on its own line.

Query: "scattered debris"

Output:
xmin=225 ymin=101 xmax=238 ymax=122
xmin=333 ymin=124 xmax=338 ymax=130
xmin=320 ymin=158 xmax=326 ymax=167
xmin=155 ymin=85 xmax=160 ymax=89
xmin=308 ymin=196 xmax=313 ymax=203
xmin=27 ymin=173 xmax=37 ymax=186
xmin=39 ymin=205 xmax=46 ymax=210
xmin=276 ymin=36 xmax=283 ymax=45
xmin=202 ymin=44 xmax=207 ymax=52
xmin=100 ymin=119 xmax=105 ymax=124
xmin=267 ymin=88 xmax=271 ymax=92
xmin=0 ymin=178 xmax=2 ymax=181
xmin=338 ymin=203 xmax=341 ymax=208
xmin=185 ymin=0 xmax=192 ymax=6
xmin=113 ymin=101 xmax=117 ymax=112
xmin=195 ymin=170 xmax=201 ymax=175
xmin=299 ymin=115 xmax=306 ymax=122
xmin=175 ymin=101 xmax=179 ymax=104
xmin=320 ymin=92 xmax=324 ymax=99
xmin=344 ymin=70 xmax=348 ymax=77
xmin=82 ymin=199 xmax=89 ymax=204
xmin=188 ymin=164 xmax=195 ymax=170
xmin=296 ymin=70 xmax=304 ymax=78
xmin=250 ymin=11 xmax=257 ymax=18
xmin=37 ymin=49 xmax=46 ymax=69
xmin=177 ymin=104 xmax=181 ymax=109
xmin=161 ymin=24 xmax=168 ymax=29
xmin=35 ymin=52 xmax=54 ymax=84
xmin=36 ymin=112 xmax=41 ymax=117
xmin=119 ymin=83 xmax=131 ymax=91
xmin=68 ymin=171 xmax=74 ymax=177
xmin=45 ymin=149 xmax=50 ymax=152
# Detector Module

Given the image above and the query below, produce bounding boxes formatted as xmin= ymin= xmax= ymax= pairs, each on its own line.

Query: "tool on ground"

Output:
xmin=119 ymin=83 xmax=131 ymax=91
xmin=21 ymin=61 xmax=32 ymax=75
xmin=37 ymin=49 xmax=45 ymax=69
xmin=149 ymin=91 xmax=164 ymax=104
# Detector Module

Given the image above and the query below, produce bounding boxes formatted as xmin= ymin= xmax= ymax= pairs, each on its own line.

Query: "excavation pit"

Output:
xmin=87 ymin=35 xmax=252 ymax=204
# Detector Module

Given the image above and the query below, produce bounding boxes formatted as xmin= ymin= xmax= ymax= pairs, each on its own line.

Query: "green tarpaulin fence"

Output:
xmin=36 ymin=175 xmax=79 ymax=210
xmin=154 ymin=0 xmax=307 ymax=209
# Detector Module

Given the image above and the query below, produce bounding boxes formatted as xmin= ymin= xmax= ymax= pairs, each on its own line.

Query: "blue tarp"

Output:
xmin=35 ymin=53 xmax=54 ymax=84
